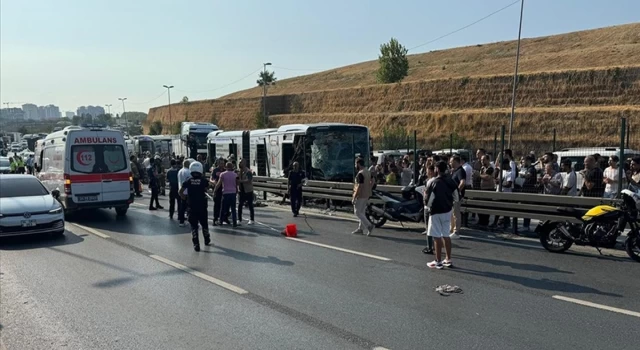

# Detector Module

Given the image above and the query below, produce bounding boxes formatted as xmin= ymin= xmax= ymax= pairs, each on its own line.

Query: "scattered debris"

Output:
xmin=435 ymin=284 xmax=463 ymax=296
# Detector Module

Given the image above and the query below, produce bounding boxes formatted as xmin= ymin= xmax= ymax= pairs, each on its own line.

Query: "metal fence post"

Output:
xmin=493 ymin=132 xmax=497 ymax=159
xmin=552 ymin=128 xmax=556 ymax=152
xmin=626 ymin=123 xmax=630 ymax=150
xmin=450 ymin=133 xmax=453 ymax=155
xmin=413 ymin=130 xmax=418 ymax=184
xmin=499 ymin=126 xmax=505 ymax=193
xmin=619 ymin=118 xmax=626 ymax=197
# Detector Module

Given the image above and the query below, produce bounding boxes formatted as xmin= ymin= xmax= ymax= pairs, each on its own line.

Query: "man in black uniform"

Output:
xmin=179 ymin=161 xmax=211 ymax=252
xmin=287 ymin=161 xmax=306 ymax=217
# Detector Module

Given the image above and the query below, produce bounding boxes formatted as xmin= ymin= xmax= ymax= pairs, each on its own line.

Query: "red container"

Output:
xmin=285 ymin=224 xmax=297 ymax=237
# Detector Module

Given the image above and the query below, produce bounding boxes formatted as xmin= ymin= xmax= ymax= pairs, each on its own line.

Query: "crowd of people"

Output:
xmin=5 ymin=154 xmax=35 ymax=174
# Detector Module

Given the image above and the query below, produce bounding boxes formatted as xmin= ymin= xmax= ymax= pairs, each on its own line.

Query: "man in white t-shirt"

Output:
xmin=603 ymin=155 xmax=625 ymax=198
xmin=560 ymin=159 xmax=578 ymax=196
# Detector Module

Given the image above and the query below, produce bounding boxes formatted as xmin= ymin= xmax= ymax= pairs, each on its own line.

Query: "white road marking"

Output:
xmin=149 ymin=254 xmax=248 ymax=295
xmin=373 ymin=347 xmax=391 ymax=350
xmin=131 ymin=203 xmax=147 ymax=207
xmin=69 ymin=223 xmax=110 ymax=239
xmin=552 ymin=295 xmax=640 ymax=318
xmin=285 ymin=237 xmax=392 ymax=261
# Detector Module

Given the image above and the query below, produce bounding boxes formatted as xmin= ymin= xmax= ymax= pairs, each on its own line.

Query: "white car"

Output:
xmin=0 ymin=175 xmax=65 ymax=237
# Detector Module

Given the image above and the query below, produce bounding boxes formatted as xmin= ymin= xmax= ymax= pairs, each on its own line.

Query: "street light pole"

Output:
xmin=163 ymin=85 xmax=174 ymax=134
xmin=118 ymin=98 xmax=128 ymax=135
xmin=262 ymin=62 xmax=272 ymax=126
xmin=507 ymin=0 xmax=525 ymax=149
xmin=105 ymin=104 xmax=112 ymax=117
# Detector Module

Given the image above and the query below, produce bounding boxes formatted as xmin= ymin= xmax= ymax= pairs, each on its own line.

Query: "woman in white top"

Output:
xmin=603 ymin=155 xmax=624 ymax=198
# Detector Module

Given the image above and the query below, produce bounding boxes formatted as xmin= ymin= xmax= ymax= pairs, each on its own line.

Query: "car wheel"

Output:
xmin=116 ymin=207 xmax=128 ymax=216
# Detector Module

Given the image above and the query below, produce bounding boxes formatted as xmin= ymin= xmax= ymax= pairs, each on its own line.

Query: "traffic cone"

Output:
xmin=285 ymin=224 xmax=297 ymax=237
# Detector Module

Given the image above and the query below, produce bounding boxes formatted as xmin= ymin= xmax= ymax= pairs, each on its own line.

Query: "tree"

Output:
xmin=435 ymin=132 xmax=470 ymax=151
xmin=254 ymin=110 xmax=266 ymax=129
xmin=171 ymin=123 xmax=181 ymax=134
xmin=379 ymin=125 xmax=409 ymax=150
xmin=120 ymin=112 xmax=148 ymax=123
xmin=18 ymin=126 xmax=29 ymax=135
xmin=181 ymin=96 xmax=189 ymax=103
xmin=257 ymin=70 xmax=277 ymax=87
xmin=149 ymin=120 xmax=163 ymax=135
xmin=376 ymin=38 xmax=409 ymax=84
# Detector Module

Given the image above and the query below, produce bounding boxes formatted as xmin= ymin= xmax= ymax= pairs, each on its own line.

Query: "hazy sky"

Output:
xmin=1 ymin=0 xmax=638 ymax=115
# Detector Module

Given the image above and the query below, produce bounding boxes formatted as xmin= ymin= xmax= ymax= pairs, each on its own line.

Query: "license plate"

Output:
xmin=21 ymin=220 xmax=36 ymax=227
xmin=77 ymin=195 xmax=98 ymax=202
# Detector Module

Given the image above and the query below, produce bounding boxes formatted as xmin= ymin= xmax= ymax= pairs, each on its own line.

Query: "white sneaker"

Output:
xmin=351 ymin=229 xmax=364 ymax=235
xmin=421 ymin=230 xmax=428 ymax=235
xmin=427 ymin=260 xmax=443 ymax=269
xmin=179 ymin=223 xmax=186 ymax=227
xmin=450 ymin=232 xmax=460 ymax=239
xmin=247 ymin=220 xmax=255 ymax=225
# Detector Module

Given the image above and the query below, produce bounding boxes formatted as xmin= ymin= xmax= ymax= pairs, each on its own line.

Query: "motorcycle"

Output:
xmin=365 ymin=185 xmax=425 ymax=228
xmin=536 ymin=188 xmax=640 ymax=262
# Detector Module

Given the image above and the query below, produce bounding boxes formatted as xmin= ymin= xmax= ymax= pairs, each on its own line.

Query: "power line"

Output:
xmin=408 ymin=0 xmax=521 ymax=52
xmin=127 ymin=91 xmax=167 ymax=105
xmin=272 ymin=66 xmax=323 ymax=72
xmin=174 ymin=68 xmax=263 ymax=94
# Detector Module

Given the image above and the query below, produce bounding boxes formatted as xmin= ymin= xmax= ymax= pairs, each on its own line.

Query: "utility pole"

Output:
xmin=105 ymin=104 xmax=112 ymax=116
xmin=163 ymin=85 xmax=174 ymax=133
xmin=507 ymin=0 xmax=525 ymax=148
xmin=262 ymin=62 xmax=272 ymax=126
xmin=118 ymin=98 xmax=128 ymax=136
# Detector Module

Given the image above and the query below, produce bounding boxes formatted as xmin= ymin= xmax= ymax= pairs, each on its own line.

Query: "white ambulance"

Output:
xmin=37 ymin=125 xmax=133 ymax=216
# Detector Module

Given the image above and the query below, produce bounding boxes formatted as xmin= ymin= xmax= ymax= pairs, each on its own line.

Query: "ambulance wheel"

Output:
xmin=116 ymin=207 xmax=128 ymax=216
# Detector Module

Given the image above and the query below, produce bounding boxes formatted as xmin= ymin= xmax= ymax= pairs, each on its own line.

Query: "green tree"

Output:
xmin=380 ymin=125 xmax=409 ymax=150
xmin=96 ymin=114 xmax=114 ymax=126
xmin=172 ymin=122 xmax=181 ymax=134
xmin=376 ymin=38 xmax=409 ymax=84
xmin=435 ymin=132 xmax=470 ymax=151
xmin=257 ymin=70 xmax=277 ymax=87
xmin=120 ymin=112 xmax=148 ymax=123
xmin=254 ymin=110 xmax=266 ymax=129
xmin=149 ymin=120 xmax=163 ymax=135
xmin=181 ymin=96 xmax=189 ymax=103
xmin=18 ymin=126 xmax=29 ymax=135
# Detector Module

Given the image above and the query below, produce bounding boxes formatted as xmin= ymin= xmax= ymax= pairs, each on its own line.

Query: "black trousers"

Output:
xmin=238 ymin=191 xmax=254 ymax=221
xmin=213 ymin=189 xmax=223 ymax=221
xmin=169 ymin=187 xmax=180 ymax=217
xmin=149 ymin=188 xmax=160 ymax=208
xmin=189 ymin=209 xmax=210 ymax=245
xmin=290 ymin=189 xmax=302 ymax=214
xmin=133 ymin=178 xmax=141 ymax=195
xmin=178 ymin=198 xmax=187 ymax=223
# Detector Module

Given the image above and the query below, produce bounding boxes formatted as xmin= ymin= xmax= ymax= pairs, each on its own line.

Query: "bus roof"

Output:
xmin=276 ymin=123 xmax=365 ymax=134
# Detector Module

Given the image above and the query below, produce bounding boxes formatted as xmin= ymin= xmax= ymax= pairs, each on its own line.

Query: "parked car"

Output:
xmin=0 ymin=157 xmax=11 ymax=174
xmin=0 ymin=175 xmax=65 ymax=237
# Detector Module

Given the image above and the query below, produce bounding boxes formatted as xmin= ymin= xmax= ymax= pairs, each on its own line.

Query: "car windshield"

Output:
xmin=71 ymin=145 xmax=127 ymax=174
xmin=0 ymin=177 xmax=49 ymax=198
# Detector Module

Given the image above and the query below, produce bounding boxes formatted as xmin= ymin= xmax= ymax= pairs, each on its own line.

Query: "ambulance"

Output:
xmin=37 ymin=125 xmax=133 ymax=216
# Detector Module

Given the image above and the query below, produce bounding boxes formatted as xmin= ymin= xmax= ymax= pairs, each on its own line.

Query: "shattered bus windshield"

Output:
xmin=308 ymin=128 xmax=369 ymax=182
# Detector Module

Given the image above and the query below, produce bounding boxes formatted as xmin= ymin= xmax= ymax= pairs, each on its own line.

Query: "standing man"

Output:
xmin=448 ymin=156 xmax=466 ymax=239
xmin=425 ymin=161 xmax=459 ymax=269
xmin=237 ymin=159 xmax=255 ymax=225
xmin=147 ymin=158 xmax=163 ymax=210
xmin=130 ymin=155 xmax=142 ymax=197
xmin=155 ymin=155 xmax=166 ymax=196
xmin=26 ymin=154 xmax=34 ymax=175
xmin=582 ymin=155 xmax=605 ymax=197
xmin=215 ymin=162 xmax=239 ymax=228
xmin=179 ymin=161 xmax=211 ymax=252
xmin=603 ymin=155 xmax=624 ymax=198
xmin=166 ymin=159 xmax=181 ymax=220
xmin=560 ymin=159 xmax=578 ymax=196
xmin=209 ymin=158 xmax=226 ymax=225
xmin=288 ymin=162 xmax=306 ymax=217
xmin=177 ymin=159 xmax=192 ymax=227
xmin=352 ymin=158 xmax=374 ymax=236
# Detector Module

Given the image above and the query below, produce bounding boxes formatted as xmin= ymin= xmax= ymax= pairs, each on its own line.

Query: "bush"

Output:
xmin=149 ymin=120 xmax=163 ymax=135
xmin=380 ymin=125 xmax=409 ymax=150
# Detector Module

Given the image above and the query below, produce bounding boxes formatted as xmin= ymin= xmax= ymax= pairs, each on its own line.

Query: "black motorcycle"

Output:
xmin=536 ymin=188 xmax=640 ymax=262
xmin=365 ymin=185 xmax=425 ymax=228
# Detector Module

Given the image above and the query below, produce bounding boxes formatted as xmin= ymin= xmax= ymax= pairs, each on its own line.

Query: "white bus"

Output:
xmin=177 ymin=122 xmax=219 ymax=159
xmin=37 ymin=125 xmax=133 ymax=216
xmin=207 ymin=123 xmax=370 ymax=181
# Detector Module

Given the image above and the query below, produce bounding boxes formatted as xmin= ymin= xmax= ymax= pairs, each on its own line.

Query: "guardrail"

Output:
xmin=253 ymin=176 xmax=620 ymax=234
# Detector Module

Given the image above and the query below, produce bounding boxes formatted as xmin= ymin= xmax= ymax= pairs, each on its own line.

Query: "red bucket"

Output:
xmin=285 ymin=224 xmax=297 ymax=237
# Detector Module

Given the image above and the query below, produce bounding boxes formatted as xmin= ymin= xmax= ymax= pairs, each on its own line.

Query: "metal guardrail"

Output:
xmin=253 ymin=176 xmax=620 ymax=231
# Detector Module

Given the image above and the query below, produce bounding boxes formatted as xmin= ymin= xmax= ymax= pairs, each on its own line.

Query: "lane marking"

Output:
xmin=149 ymin=254 xmax=248 ymax=295
xmin=69 ymin=223 xmax=110 ymax=239
xmin=552 ymin=295 xmax=640 ymax=318
xmin=285 ymin=237 xmax=392 ymax=261
xmin=373 ymin=347 xmax=391 ymax=350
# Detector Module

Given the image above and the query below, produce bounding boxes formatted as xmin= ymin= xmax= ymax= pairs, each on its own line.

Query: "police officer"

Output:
xmin=179 ymin=161 xmax=211 ymax=252
xmin=155 ymin=155 xmax=166 ymax=196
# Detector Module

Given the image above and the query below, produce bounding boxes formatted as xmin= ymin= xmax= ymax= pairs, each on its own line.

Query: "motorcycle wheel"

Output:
xmin=365 ymin=205 xmax=387 ymax=228
xmin=624 ymin=234 xmax=640 ymax=262
xmin=539 ymin=223 xmax=574 ymax=253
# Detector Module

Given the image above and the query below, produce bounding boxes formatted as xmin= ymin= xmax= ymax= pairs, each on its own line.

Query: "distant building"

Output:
xmin=0 ymin=108 xmax=25 ymax=121
xmin=43 ymin=104 xmax=61 ymax=119
xmin=77 ymin=105 xmax=105 ymax=118
xmin=22 ymin=104 xmax=39 ymax=120
xmin=65 ymin=111 xmax=75 ymax=118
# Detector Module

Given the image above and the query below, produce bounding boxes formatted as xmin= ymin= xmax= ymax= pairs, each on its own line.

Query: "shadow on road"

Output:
xmin=456 ymin=255 xmax=573 ymax=274
xmin=0 ymin=231 xmax=83 ymax=251
xmin=203 ymin=245 xmax=294 ymax=266
xmin=451 ymin=268 xmax=621 ymax=297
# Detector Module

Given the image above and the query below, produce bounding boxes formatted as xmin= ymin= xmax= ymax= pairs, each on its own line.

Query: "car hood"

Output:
xmin=0 ymin=195 xmax=58 ymax=215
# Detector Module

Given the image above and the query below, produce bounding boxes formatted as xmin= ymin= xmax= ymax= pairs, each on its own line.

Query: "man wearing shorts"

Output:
xmin=425 ymin=161 xmax=459 ymax=269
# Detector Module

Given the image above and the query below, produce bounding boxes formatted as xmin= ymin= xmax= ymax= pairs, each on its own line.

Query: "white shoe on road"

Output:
xmin=450 ymin=232 xmax=460 ymax=239
xmin=247 ymin=220 xmax=255 ymax=225
xmin=351 ymin=229 xmax=364 ymax=235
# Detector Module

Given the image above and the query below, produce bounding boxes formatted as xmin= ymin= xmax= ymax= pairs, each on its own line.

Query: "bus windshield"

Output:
xmin=190 ymin=133 xmax=209 ymax=149
xmin=137 ymin=140 xmax=155 ymax=155
xmin=307 ymin=127 xmax=369 ymax=181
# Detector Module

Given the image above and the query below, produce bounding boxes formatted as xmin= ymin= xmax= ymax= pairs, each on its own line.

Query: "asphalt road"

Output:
xmin=2 ymin=192 xmax=639 ymax=350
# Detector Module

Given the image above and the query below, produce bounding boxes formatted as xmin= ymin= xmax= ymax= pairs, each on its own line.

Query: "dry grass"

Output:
xmin=222 ymin=23 xmax=640 ymax=99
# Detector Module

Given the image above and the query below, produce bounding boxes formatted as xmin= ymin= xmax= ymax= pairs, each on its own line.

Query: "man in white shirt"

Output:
xmin=560 ymin=159 xmax=578 ymax=196
xmin=460 ymin=155 xmax=474 ymax=226
xmin=603 ymin=155 xmax=624 ymax=198
xmin=177 ymin=159 xmax=192 ymax=226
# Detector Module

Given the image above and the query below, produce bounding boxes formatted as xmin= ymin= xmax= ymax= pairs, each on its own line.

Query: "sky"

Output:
xmin=1 ymin=0 xmax=638 ymax=115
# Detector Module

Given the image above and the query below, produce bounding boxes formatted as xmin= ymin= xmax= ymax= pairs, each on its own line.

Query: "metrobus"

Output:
xmin=175 ymin=122 xmax=219 ymax=159
xmin=207 ymin=123 xmax=370 ymax=182
xmin=150 ymin=135 xmax=175 ymax=155
xmin=125 ymin=135 xmax=156 ymax=157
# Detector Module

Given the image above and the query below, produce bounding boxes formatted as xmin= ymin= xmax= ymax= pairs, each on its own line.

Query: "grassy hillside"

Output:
xmin=146 ymin=23 xmax=640 ymax=153
xmin=222 ymin=23 xmax=640 ymax=99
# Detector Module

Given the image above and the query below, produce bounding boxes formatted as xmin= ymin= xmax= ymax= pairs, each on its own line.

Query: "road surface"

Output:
xmin=2 ymin=193 xmax=639 ymax=350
